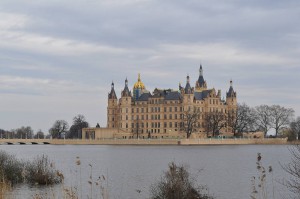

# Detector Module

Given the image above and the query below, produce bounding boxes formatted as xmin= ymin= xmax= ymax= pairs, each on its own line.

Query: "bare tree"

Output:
xmin=181 ymin=108 xmax=201 ymax=138
xmin=204 ymin=111 xmax=226 ymax=137
xmin=254 ymin=105 xmax=272 ymax=137
xmin=68 ymin=114 xmax=89 ymax=139
xmin=15 ymin=126 xmax=34 ymax=139
xmin=290 ymin=117 xmax=300 ymax=140
xmin=34 ymin=129 xmax=45 ymax=139
xmin=269 ymin=105 xmax=294 ymax=137
xmin=227 ymin=103 xmax=256 ymax=136
xmin=49 ymin=120 xmax=69 ymax=139
xmin=282 ymin=145 xmax=300 ymax=196
xmin=150 ymin=162 xmax=214 ymax=199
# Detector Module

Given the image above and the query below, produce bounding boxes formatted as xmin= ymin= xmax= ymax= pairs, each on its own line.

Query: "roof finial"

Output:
xmin=230 ymin=79 xmax=233 ymax=87
xmin=138 ymin=73 xmax=141 ymax=81
xmin=199 ymin=64 xmax=203 ymax=76
xmin=125 ymin=77 xmax=128 ymax=86
xmin=187 ymin=74 xmax=190 ymax=83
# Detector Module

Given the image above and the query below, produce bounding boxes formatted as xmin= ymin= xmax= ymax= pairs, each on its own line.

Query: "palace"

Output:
xmin=82 ymin=65 xmax=237 ymax=139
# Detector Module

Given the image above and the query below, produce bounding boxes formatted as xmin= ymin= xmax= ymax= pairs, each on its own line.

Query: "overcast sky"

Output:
xmin=0 ymin=0 xmax=299 ymax=133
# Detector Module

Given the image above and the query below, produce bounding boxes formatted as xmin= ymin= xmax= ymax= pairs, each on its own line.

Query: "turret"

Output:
xmin=226 ymin=80 xmax=237 ymax=106
xmin=184 ymin=75 xmax=193 ymax=94
xmin=121 ymin=78 xmax=131 ymax=97
xmin=108 ymin=82 xmax=117 ymax=100
xmin=195 ymin=64 xmax=207 ymax=91
xmin=107 ymin=81 xmax=118 ymax=128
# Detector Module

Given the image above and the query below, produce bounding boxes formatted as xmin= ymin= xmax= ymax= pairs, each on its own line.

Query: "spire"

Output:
xmin=108 ymin=81 xmax=117 ymax=99
xmin=196 ymin=64 xmax=207 ymax=89
xmin=185 ymin=75 xmax=192 ymax=94
xmin=122 ymin=77 xmax=131 ymax=97
xmin=226 ymin=79 xmax=236 ymax=98
xmin=199 ymin=64 xmax=203 ymax=76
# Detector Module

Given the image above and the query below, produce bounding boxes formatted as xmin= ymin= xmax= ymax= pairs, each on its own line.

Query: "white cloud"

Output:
xmin=0 ymin=30 xmax=130 ymax=56
xmin=156 ymin=43 xmax=300 ymax=66
xmin=0 ymin=75 xmax=106 ymax=96
xmin=0 ymin=12 xmax=29 ymax=29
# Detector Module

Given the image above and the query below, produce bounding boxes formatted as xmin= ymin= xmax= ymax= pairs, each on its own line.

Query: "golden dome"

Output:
xmin=133 ymin=73 xmax=145 ymax=89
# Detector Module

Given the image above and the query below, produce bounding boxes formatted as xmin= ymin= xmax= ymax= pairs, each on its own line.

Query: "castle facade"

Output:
xmin=105 ymin=65 xmax=237 ymax=139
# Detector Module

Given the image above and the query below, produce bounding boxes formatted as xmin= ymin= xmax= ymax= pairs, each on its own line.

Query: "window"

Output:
xmin=169 ymin=122 xmax=172 ymax=128
xmin=175 ymin=107 xmax=177 ymax=112
xmin=169 ymin=114 xmax=172 ymax=119
xmin=169 ymin=107 xmax=172 ymax=112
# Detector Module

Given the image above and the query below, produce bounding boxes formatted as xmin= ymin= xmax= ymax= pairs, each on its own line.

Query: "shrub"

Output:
xmin=150 ymin=162 xmax=214 ymax=199
xmin=25 ymin=155 xmax=63 ymax=185
xmin=0 ymin=150 xmax=25 ymax=184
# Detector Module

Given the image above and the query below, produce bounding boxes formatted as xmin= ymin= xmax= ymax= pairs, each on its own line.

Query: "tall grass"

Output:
xmin=26 ymin=155 xmax=63 ymax=185
xmin=0 ymin=150 xmax=63 ymax=187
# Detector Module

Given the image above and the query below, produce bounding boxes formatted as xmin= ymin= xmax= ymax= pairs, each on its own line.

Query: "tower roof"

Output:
xmin=185 ymin=75 xmax=193 ymax=94
xmin=133 ymin=73 xmax=145 ymax=89
xmin=122 ymin=78 xmax=131 ymax=97
xmin=226 ymin=80 xmax=236 ymax=98
xmin=108 ymin=82 xmax=117 ymax=99
xmin=197 ymin=64 xmax=206 ymax=87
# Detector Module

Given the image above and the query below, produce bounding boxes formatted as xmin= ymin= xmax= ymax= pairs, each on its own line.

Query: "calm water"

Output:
xmin=0 ymin=144 xmax=295 ymax=199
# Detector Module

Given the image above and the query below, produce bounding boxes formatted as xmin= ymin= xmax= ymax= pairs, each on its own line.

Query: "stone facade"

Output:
xmin=106 ymin=65 xmax=237 ymax=139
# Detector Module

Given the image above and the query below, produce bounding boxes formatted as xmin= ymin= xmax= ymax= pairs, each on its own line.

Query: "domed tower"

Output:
xmin=107 ymin=82 xmax=118 ymax=128
xmin=133 ymin=73 xmax=146 ymax=101
xmin=195 ymin=64 xmax=207 ymax=92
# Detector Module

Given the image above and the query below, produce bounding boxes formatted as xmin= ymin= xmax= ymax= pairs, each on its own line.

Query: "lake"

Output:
xmin=0 ymin=144 xmax=295 ymax=199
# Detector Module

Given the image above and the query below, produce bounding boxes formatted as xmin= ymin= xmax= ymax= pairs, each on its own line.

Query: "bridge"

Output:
xmin=0 ymin=139 xmax=52 ymax=145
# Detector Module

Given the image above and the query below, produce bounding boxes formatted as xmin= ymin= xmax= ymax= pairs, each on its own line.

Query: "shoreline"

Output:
xmin=0 ymin=138 xmax=293 ymax=145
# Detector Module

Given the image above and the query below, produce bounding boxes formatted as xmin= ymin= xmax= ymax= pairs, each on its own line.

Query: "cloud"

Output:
xmin=0 ymin=75 xmax=106 ymax=96
xmin=0 ymin=0 xmax=300 ymax=132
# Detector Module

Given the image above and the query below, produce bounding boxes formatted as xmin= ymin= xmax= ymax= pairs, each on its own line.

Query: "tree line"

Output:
xmin=0 ymin=114 xmax=91 ymax=139
xmin=182 ymin=103 xmax=299 ymax=140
